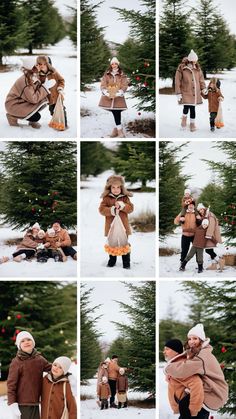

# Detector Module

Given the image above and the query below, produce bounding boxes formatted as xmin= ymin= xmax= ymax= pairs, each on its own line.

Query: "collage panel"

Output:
xmin=159 ymin=0 xmax=236 ymax=138
xmin=0 ymin=280 xmax=77 ymax=418
xmin=159 ymin=140 xmax=236 ymax=278
xmin=0 ymin=140 xmax=77 ymax=278
xmin=80 ymin=0 xmax=156 ymax=139
xmin=159 ymin=279 xmax=235 ymax=419
xmin=80 ymin=140 xmax=156 ymax=278
xmin=80 ymin=280 xmax=156 ymax=417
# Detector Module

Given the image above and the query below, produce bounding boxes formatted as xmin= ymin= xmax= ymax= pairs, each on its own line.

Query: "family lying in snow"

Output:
xmin=163 ymin=323 xmax=228 ymax=419
xmin=175 ymin=189 xmax=222 ymax=273
xmin=5 ymin=55 xmax=67 ymax=129
xmin=7 ymin=331 xmax=76 ymax=419
xmin=96 ymin=355 xmax=128 ymax=410
xmin=0 ymin=221 xmax=77 ymax=264
xmin=175 ymin=50 xmax=224 ymax=132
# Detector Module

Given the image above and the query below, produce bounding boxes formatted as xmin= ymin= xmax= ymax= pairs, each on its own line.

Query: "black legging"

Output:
xmin=110 ymin=110 xmax=122 ymax=126
xmin=183 ymin=105 xmax=196 ymax=119
xmin=12 ymin=249 xmax=35 ymax=259
xmin=108 ymin=379 xmax=117 ymax=405
xmin=27 ymin=112 xmax=41 ymax=122
xmin=205 ymin=248 xmax=217 ymax=259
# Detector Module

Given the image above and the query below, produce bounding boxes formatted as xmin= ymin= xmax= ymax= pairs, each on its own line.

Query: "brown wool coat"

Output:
xmin=7 ymin=352 xmax=51 ymax=405
xmin=202 ymin=89 xmax=224 ymax=112
xmin=98 ymin=71 xmax=128 ymax=110
xmin=168 ymin=374 xmax=204 ymax=416
xmin=39 ymin=70 xmax=65 ymax=105
xmin=41 ymin=374 xmax=77 ymax=419
xmin=97 ymin=382 xmax=111 ymax=399
xmin=108 ymin=360 xmax=121 ymax=381
xmin=45 ymin=228 xmax=72 ymax=247
xmin=174 ymin=212 xmax=197 ymax=237
xmin=165 ymin=344 xmax=228 ymax=411
xmin=204 ymin=212 xmax=222 ymax=248
xmin=96 ymin=366 xmax=109 ymax=393
xmin=192 ymin=226 xmax=206 ymax=248
xmin=5 ymin=75 xmax=48 ymax=119
xmin=99 ymin=194 xmax=134 ymax=236
xmin=116 ymin=375 xmax=128 ymax=392
xmin=16 ymin=231 xmax=40 ymax=252
xmin=175 ymin=64 xmax=206 ymax=105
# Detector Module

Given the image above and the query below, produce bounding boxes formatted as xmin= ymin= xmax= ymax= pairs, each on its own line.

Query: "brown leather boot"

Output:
xmin=117 ymin=128 xmax=126 ymax=138
xmin=6 ymin=113 xmax=19 ymax=126
xmin=181 ymin=115 xmax=187 ymax=128
xmin=110 ymin=127 xmax=118 ymax=137
xmin=29 ymin=122 xmax=41 ymax=129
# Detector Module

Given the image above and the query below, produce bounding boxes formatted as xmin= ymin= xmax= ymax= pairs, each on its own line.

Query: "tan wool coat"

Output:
xmin=41 ymin=374 xmax=77 ymax=419
xmin=39 ymin=70 xmax=65 ymax=105
xmin=5 ymin=75 xmax=48 ymax=119
xmin=97 ymin=382 xmax=111 ymax=399
xmin=45 ymin=228 xmax=72 ymax=247
xmin=168 ymin=374 xmax=204 ymax=416
xmin=175 ymin=63 xmax=206 ymax=105
xmin=99 ymin=194 xmax=134 ymax=236
xmin=192 ymin=225 xmax=206 ymax=248
xmin=174 ymin=212 xmax=197 ymax=237
xmin=108 ymin=360 xmax=121 ymax=381
xmin=16 ymin=231 xmax=40 ymax=252
xmin=204 ymin=212 xmax=222 ymax=248
xmin=98 ymin=71 xmax=128 ymax=110
xmin=202 ymin=89 xmax=224 ymax=113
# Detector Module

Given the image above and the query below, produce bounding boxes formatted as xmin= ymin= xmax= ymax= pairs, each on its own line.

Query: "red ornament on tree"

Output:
xmin=32 ymin=207 xmax=35 ymax=213
xmin=221 ymin=346 xmax=227 ymax=353
xmin=16 ymin=314 xmax=22 ymax=319
xmin=1 ymin=328 xmax=5 ymax=333
xmin=16 ymin=329 xmax=20 ymax=334
xmin=136 ymin=76 xmax=140 ymax=81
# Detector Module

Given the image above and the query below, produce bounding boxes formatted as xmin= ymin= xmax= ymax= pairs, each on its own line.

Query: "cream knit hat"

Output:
xmin=188 ymin=323 xmax=206 ymax=341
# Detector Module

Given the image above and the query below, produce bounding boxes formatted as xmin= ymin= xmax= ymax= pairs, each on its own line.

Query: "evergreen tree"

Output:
xmin=81 ymin=142 xmax=112 ymax=178
xmin=183 ymin=281 xmax=236 ymax=415
xmin=159 ymin=142 xmax=190 ymax=238
xmin=112 ymin=142 xmax=155 ymax=188
xmin=0 ymin=281 xmax=77 ymax=380
xmin=113 ymin=282 xmax=155 ymax=394
xmin=107 ymin=337 xmax=131 ymax=368
xmin=0 ymin=0 xmax=23 ymax=64
xmin=198 ymin=181 xmax=225 ymax=219
xmin=80 ymin=0 xmax=110 ymax=89
xmin=0 ymin=142 xmax=77 ymax=230
xmin=68 ymin=6 xmax=77 ymax=47
xmin=115 ymin=0 xmax=156 ymax=112
xmin=159 ymin=0 xmax=193 ymax=82
xmin=80 ymin=284 xmax=102 ymax=381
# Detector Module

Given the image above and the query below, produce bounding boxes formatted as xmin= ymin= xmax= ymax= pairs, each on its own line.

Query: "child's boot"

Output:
xmin=181 ymin=115 xmax=187 ymax=129
xmin=117 ymin=128 xmax=126 ymax=138
xmin=123 ymin=401 xmax=128 ymax=408
xmin=179 ymin=260 xmax=187 ymax=271
xmin=198 ymin=263 xmax=203 ymax=273
xmin=122 ymin=253 xmax=130 ymax=269
xmin=107 ymin=255 xmax=117 ymax=267
xmin=6 ymin=113 xmax=19 ymax=126
xmin=118 ymin=402 xmax=122 ymax=409
xmin=29 ymin=121 xmax=41 ymax=129
xmin=101 ymin=400 xmax=104 ymax=410
xmin=110 ymin=127 xmax=118 ymax=137
xmin=105 ymin=400 xmax=108 ymax=409
xmin=190 ymin=119 xmax=196 ymax=132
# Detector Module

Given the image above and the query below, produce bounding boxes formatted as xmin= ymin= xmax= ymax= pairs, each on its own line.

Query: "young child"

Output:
xmin=36 ymin=55 xmax=67 ymax=127
xmin=202 ymin=77 xmax=224 ymax=132
xmin=44 ymin=227 xmax=67 ymax=262
xmin=165 ymin=324 xmax=228 ymax=417
xmin=97 ymin=360 xmax=109 ymax=393
xmin=97 ymin=376 xmax=111 ymax=410
xmin=180 ymin=218 xmax=209 ymax=273
xmin=7 ymin=330 xmax=51 ymax=419
xmin=116 ymin=368 xmax=128 ymax=408
xmin=35 ymin=229 xmax=49 ymax=263
xmin=41 ymin=356 xmax=77 ymax=419
xmin=99 ymin=175 xmax=134 ymax=269
xmin=180 ymin=189 xmax=198 ymax=219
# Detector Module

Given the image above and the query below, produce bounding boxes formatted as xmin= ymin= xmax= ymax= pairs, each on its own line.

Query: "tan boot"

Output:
xmin=218 ymin=257 xmax=225 ymax=272
xmin=6 ymin=113 xmax=19 ymax=126
xmin=117 ymin=128 xmax=126 ymax=138
xmin=181 ymin=115 xmax=187 ymax=129
xmin=190 ymin=120 xmax=197 ymax=132
xmin=110 ymin=128 xmax=118 ymax=138
xmin=13 ymin=255 xmax=23 ymax=262
xmin=0 ymin=256 xmax=9 ymax=263
xmin=29 ymin=121 xmax=41 ymax=129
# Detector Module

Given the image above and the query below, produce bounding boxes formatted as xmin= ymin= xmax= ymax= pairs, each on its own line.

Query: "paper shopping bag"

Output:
xmin=104 ymin=213 xmax=130 ymax=256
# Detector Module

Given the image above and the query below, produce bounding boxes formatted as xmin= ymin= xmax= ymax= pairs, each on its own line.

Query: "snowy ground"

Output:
xmin=80 ymin=171 xmax=156 ymax=278
xmin=80 ymin=378 xmax=155 ymax=418
xmin=159 ymin=227 xmax=236 ymax=277
xmin=0 ymin=226 xmax=77 ymax=278
xmin=0 ymin=363 xmax=77 ymax=418
xmin=1 ymin=37 xmax=77 ymax=138
xmin=80 ymin=82 xmax=155 ymax=138
xmin=159 ymin=366 xmax=231 ymax=418
xmin=159 ymin=68 xmax=236 ymax=138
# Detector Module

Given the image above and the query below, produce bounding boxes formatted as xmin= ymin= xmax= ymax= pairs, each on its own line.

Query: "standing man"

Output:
xmin=107 ymin=355 xmax=124 ymax=408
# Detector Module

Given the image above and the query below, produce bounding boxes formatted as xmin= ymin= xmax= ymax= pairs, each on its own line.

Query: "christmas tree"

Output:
xmin=0 ymin=281 xmax=77 ymax=380
xmin=81 ymin=142 xmax=112 ymax=178
xmin=0 ymin=0 xmax=23 ymax=64
xmin=0 ymin=141 xmax=77 ymax=230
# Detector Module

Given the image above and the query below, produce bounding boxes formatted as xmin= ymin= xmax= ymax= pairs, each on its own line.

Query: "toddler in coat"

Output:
xmin=179 ymin=189 xmax=198 ymax=219
xmin=202 ymin=77 xmax=224 ymax=132
xmin=180 ymin=218 xmax=209 ymax=273
xmin=116 ymin=368 xmax=128 ymax=408
xmin=97 ymin=376 xmax=111 ymax=410
xmin=7 ymin=331 xmax=51 ymax=419
xmin=99 ymin=175 xmax=134 ymax=269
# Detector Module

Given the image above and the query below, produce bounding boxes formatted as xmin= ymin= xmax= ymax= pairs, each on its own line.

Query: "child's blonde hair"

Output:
xmin=101 ymin=175 xmax=133 ymax=198
xmin=208 ymin=77 xmax=220 ymax=90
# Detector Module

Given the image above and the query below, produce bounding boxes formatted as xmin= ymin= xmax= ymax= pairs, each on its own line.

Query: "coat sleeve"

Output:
xmin=21 ymin=84 xmax=48 ymax=104
xmin=20 ymin=234 xmax=38 ymax=249
xmin=120 ymin=197 xmax=134 ymax=214
xmin=168 ymin=379 xmax=180 ymax=414
xmin=42 ymin=356 xmax=52 ymax=372
xmin=99 ymin=197 xmax=113 ymax=216
xmin=100 ymin=75 xmax=108 ymax=90
xmin=175 ymin=67 xmax=182 ymax=95
xmin=205 ymin=215 xmax=216 ymax=239
xmin=174 ymin=213 xmax=181 ymax=225
xmin=120 ymin=75 xmax=128 ymax=92
xmin=199 ymin=69 xmax=206 ymax=91
xmin=7 ymin=359 xmax=19 ymax=405
xmin=60 ymin=230 xmax=72 ymax=247
xmin=55 ymin=71 xmax=65 ymax=90
xmin=66 ymin=382 xmax=77 ymax=418
xmin=165 ymin=357 xmax=205 ymax=379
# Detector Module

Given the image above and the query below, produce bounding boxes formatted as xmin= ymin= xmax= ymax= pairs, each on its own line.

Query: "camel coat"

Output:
xmin=39 ymin=70 xmax=65 ymax=105
xmin=175 ymin=63 xmax=206 ymax=105
xmin=98 ymin=71 xmax=128 ymax=110
xmin=174 ymin=212 xmax=197 ymax=237
xmin=202 ymin=89 xmax=224 ymax=112
xmin=168 ymin=374 xmax=204 ymax=416
xmin=41 ymin=374 xmax=77 ymax=419
xmin=204 ymin=212 xmax=222 ymax=248
xmin=99 ymin=193 xmax=134 ymax=236
xmin=45 ymin=228 xmax=71 ymax=247
xmin=5 ymin=75 xmax=48 ymax=119
xmin=97 ymin=382 xmax=111 ymax=399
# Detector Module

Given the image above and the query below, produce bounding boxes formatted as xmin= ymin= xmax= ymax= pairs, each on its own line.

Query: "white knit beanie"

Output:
xmin=21 ymin=57 xmax=36 ymax=70
xmin=54 ymin=356 xmax=71 ymax=374
xmin=47 ymin=228 xmax=55 ymax=236
xmin=16 ymin=331 xmax=35 ymax=349
xmin=110 ymin=56 xmax=119 ymax=65
xmin=188 ymin=323 xmax=206 ymax=341
xmin=188 ymin=49 xmax=198 ymax=62
xmin=202 ymin=219 xmax=209 ymax=228
xmin=197 ymin=203 xmax=206 ymax=211
xmin=119 ymin=368 xmax=125 ymax=375
xmin=32 ymin=222 xmax=40 ymax=230
xmin=102 ymin=376 xmax=108 ymax=383
xmin=184 ymin=188 xmax=191 ymax=195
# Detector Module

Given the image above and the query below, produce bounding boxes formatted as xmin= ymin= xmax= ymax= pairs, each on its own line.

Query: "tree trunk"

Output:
xmin=28 ymin=43 xmax=33 ymax=55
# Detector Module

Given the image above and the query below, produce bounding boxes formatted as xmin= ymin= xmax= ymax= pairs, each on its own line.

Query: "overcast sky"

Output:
xmin=54 ymin=0 xmax=76 ymax=17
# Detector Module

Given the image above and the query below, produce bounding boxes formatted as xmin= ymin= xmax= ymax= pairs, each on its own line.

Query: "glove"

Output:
xmin=116 ymin=89 xmax=124 ymax=97
xmin=37 ymin=243 xmax=45 ymax=250
xmin=177 ymin=94 xmax=182 ymax=103
xmin=201 ymin=88 xmax=208 ymax=95
xmin=43 ymin=78 xmax=56 ymax=92
xmin=9 ymin=403 xmax=21 ymax=417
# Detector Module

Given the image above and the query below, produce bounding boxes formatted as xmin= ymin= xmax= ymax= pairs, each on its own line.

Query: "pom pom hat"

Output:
xmin=32 ymin=222 xmax=40 ymax=230
xmin=188 ymin=323 xmax=206 ymax=341
xmin=188 ymin=49 xmax=198 ymax=62
xmin=16 ymin=331 xmax=35 ymax=349
xmin=197 ymin=203 xmax=206 ymax=211
xmin=54 ymin=356 xmax=71 ymax=374
xmin=21 ymin=57 xmax=37 ymax=70
xmin=110 ymin=57 xmax=119 ymax=65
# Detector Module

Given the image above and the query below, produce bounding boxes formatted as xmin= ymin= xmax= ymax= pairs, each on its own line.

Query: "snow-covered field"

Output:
xmin=0 ymin=226 xmax=77 ymax=278
xmin=80 ymin=171 xmax=156 ymax=278
xmin=81 ymin=378 xmax=155 ymax=418
xmin=159 ymin=69 xmax=236 ymax=138
xmin=1 ymin=37 xmax=77 ymax=138
xmin=159 ymin=366 xmax=231 ymax=418
xmin=0 ymin=363 xmax=77 ymax=418
xmin=159 ymin=227 xmax=236 ymax=277
xmin=80 ymin=82 xmax=155 ymax=138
